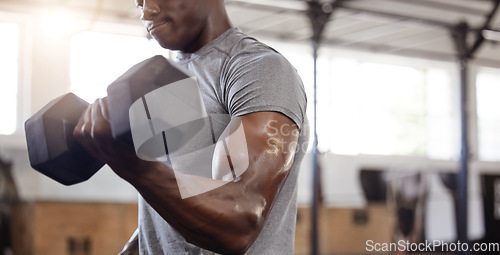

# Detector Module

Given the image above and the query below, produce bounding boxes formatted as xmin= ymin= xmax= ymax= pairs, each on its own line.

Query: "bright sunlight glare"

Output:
xmin=0 ymin=22 xmax=19 ymax=135
xmin=70 ymin=31 xmax=166 ymax=102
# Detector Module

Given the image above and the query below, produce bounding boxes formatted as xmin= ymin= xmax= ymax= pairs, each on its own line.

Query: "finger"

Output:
xmin=74 ymin=104 xmax=92 ymax=140
xmin=91 ymin=99 xmax=100 ymax=130
xmin=82 ymin=103 xmax=93 ymax=138
xmin=100 ymin=97 xmax=110 ymax=121
xmin=91 ymin=98 xmax=107 ymax=122
xmin=73 ymin=105 xmax=102 ymax=159
xmin=74 ymin=102 xmax=89 ymax=135
xmin=87 ymin=102 xmax=107 ymax=159
xmin=91 ymin=99 xmax=112 ymax=139
xmin=96 ymin=98 xmax=110 ymax=124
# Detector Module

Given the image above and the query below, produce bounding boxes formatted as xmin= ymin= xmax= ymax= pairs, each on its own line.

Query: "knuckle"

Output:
xmin=92 ymin=125 xmax=110 ymax=140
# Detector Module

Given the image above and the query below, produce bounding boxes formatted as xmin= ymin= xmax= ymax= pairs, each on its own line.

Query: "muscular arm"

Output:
xmin=74 ymin=99 xmax=299 ymax=254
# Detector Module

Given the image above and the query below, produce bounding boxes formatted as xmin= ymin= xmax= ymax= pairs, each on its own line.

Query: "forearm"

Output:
xmin=125 ymin=161 xmax=271 ymax=254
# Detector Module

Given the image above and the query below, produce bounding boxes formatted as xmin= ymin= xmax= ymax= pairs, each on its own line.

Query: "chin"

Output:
xmin=155 ymin=40 xmax=178 ymax=51
xmin=150 ymin=34 xmax=181 ymax=51
xmin=159 ymin=42 xmax=181 ymax=51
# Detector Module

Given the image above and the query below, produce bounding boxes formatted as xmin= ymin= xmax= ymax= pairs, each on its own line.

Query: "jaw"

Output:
xmin=144 ymin=0 xmax=232 ymax=53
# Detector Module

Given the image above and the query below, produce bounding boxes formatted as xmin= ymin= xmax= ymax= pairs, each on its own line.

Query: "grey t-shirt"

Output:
xmin=138 ymin=27 xmax=309 ymax=255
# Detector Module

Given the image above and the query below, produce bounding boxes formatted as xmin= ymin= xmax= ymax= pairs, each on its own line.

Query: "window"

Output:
xmin=0 ymin=22 xmax=19 ymax=135
xmin=70 ymin=31 xmax=167 ymax=102
xmin=477 ymin=72 xmax=500 ymax=161
xmin=321 ymin=60 xmax=425 ymax=155
xmin=275 ymin=41 xmax=458 ymax=159
xmin=316 ymin=59 xmax=457 ymax=159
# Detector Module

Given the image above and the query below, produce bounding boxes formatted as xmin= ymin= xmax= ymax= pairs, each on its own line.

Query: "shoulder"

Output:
xmin=221 ymin=29 xmax=294 ymax=72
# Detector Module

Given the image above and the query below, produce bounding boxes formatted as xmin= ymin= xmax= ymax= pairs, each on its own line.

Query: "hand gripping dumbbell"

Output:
xmin=25 ymin=55 xmax=194 ymax=185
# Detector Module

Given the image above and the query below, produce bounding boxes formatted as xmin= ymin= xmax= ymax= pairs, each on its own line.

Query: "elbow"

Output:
xmin=213 ymin=230 xmax=259 ymax=255
xmin=185 ymin=229 xmax=258 ymax=255
xmin=218 ymin=199 xmax=267 ymax=254
xmin=223 ymin=205 xmax=265 ymax=254
xmin=194 ymin=210 xmax=264 ymax=254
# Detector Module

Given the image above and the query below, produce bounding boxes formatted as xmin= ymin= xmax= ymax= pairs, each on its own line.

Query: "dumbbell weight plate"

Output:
xmin=107 ymin=55 xmax=191 ymax=148
xmin=25 ymin=93 xmax=105 ymax=185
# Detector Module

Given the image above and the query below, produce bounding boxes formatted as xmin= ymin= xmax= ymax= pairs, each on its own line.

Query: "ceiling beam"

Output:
xmin=380 ymin=0 xmax=488 ymax=16
xmin=335 ymin=1 xmax=454 ymax=30
xmin=241 ymin=26 xmax=500 ymax=67
xmin=225 ymin=0 xmax=305 ymax=14
xmin=468 ymin=0 xmax=500 ymax=58
xmin=228 ymin=0 xmax=456 ymax=30
xmin=483 ymin=29 xmax=500 ymax=41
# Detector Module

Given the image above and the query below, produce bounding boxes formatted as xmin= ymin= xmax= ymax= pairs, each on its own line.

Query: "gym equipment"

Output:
xmin=359 ymin=169 xmax=387 ymax=202
xmin=480 ymin=173 xmax=500 ymax=243
xmin=25 ymin=93 xmax=104 ymax=185
xmin=387 ymin=172 xmax=427 ymax=243
xmin=25 ymin=55 xmax=192 ymax=185
xmin=107 ymin=55 xmax=191 ymax=148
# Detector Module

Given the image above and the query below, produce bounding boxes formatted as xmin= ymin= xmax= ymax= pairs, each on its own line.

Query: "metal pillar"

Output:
xmin=457 ymin=58 xmax=469 ymax=243
xmin=452 ymin=22 xmax=469 ymax=243
xmin=311 ymin=39 xmax=320 ymax=255
xmin=306 ymin=1 xmax=335 ymax=254
xmin=451 ymin=1 xmax=499 ymax=243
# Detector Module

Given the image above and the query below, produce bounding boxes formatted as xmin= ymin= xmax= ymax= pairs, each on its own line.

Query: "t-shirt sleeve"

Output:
xmin=223 ymin=50 xmax=307 ymax=130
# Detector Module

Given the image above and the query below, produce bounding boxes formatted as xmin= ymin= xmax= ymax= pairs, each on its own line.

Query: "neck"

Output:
xmin=182 ymin=3 xmax=233 ymax=53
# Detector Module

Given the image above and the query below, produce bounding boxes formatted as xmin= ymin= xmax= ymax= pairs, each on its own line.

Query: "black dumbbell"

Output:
xmin=106 ymin=55 xmax=191 ymax=148
xmin=25 ymin=55 xmax=191 ymax=185
xmin=25 ymin=93 xmax=104 ymax=185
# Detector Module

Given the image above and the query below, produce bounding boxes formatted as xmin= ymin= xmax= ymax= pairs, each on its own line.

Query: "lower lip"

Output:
xmin=150 ymin=22 xmax=170 ymax=33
